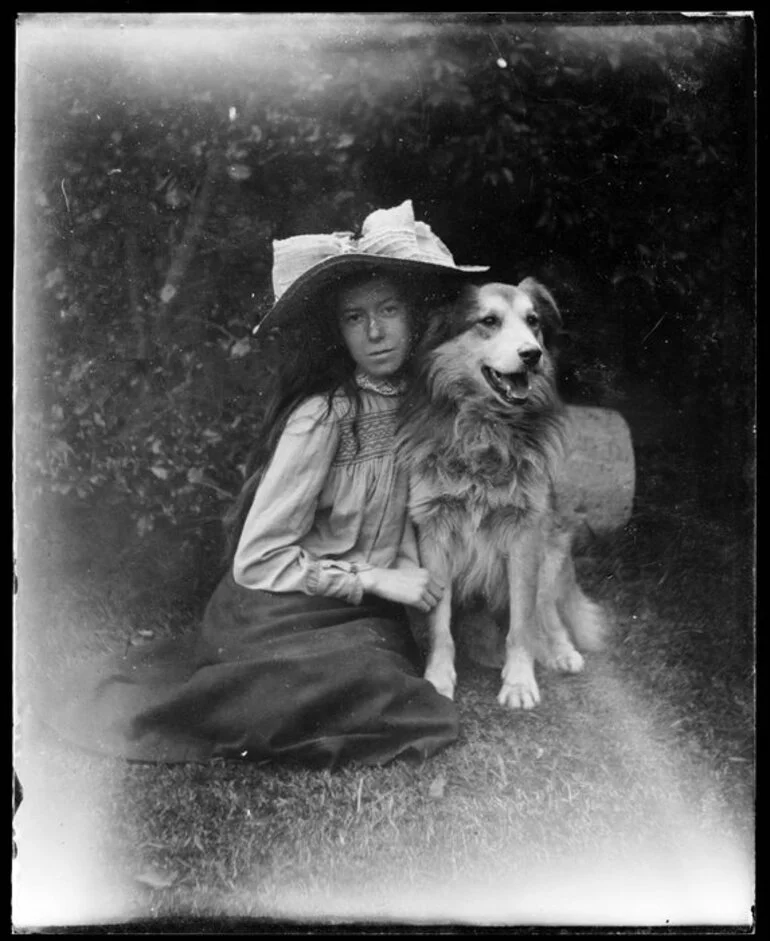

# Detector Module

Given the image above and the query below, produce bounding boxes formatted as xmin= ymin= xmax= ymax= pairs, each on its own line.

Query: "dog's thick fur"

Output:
xmin=397 ymin=279 xmax=607 ymax=709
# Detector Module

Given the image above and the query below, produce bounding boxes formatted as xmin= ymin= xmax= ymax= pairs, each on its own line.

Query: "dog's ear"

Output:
xmin=415 ymin=309 xmax=450 ymax=352
xmin=517 ymin=277 xmax=562 ymax=345
xmin=414 ymin=286 xmax=473 ymax=353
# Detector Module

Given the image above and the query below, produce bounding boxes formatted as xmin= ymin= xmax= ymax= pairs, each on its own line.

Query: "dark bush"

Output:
xmin=16 ymin=14 xmax=754 ymax=555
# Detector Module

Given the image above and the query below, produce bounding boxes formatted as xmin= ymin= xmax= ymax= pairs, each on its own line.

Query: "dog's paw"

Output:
xmin=497 ymin=679 xmax=541 ymax=710
xmin=424 ymin=662 xmax=457 ymax=701
xmin=499 ymin=652 xmax=540 ymax=709
xmin=544 ymin=646 xmax=585 ymax=674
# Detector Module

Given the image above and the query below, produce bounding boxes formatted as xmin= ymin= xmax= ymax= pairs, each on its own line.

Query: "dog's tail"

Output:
xmin=559 ymin=556 xmax=610 ymax=652
xmin=564 ymin=589 xmax=609 ymax=652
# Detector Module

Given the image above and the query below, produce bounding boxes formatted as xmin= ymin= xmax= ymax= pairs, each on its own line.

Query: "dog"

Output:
xmin=396 ymin=278 xmax=607 ymax=709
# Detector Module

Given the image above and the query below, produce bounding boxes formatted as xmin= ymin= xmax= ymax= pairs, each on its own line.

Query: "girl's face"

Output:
xmin=337 ymin=277 xmax=412 ymax=379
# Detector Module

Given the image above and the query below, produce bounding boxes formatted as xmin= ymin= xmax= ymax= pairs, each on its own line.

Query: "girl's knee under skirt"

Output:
xmin=38 ymin=572 xmax=460 ymax=769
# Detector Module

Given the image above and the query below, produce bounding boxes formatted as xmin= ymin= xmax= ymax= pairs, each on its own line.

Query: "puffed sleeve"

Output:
xmin=233 ymin=396 xmax=369 ymax=603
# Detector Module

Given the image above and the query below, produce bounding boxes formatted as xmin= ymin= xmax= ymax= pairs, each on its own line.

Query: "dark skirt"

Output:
xmin=41 ymin=573 xmax=460 ymax=769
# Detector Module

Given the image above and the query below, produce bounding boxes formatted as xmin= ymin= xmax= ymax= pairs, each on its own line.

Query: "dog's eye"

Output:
xmin=526 ymin=314 xmax=540 ymax=329
xmin=479 ymin=315 xmax=500 ymax=328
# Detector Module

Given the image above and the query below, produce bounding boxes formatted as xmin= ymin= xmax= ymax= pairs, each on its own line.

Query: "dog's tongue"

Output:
xmin=499 ymin=371 xmax=530 ymax=401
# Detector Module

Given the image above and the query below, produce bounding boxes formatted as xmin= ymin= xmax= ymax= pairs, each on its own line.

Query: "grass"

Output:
xmin=13 ymin=391 xmax=755 ymax=931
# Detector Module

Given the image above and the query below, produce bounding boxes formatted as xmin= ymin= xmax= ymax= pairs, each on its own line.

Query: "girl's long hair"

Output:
xmin=221 ymin=269 xmax=467 ymax=566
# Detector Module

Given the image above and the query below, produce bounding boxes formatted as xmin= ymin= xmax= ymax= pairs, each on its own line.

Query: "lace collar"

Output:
xmin=354 ymin=369 xmax=407 ymax=397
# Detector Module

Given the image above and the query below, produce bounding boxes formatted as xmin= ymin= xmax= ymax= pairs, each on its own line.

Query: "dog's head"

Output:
xmin=416 ymin=278 xmax=562 ymax=409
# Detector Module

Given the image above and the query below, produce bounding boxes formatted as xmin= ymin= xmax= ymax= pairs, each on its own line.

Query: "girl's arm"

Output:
xmin=233 ymin=397 xmax=367 ymax=604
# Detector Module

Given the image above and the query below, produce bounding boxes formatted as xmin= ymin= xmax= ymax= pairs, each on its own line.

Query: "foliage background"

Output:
xmin=15 ymin=12 xmax=754 ymax=596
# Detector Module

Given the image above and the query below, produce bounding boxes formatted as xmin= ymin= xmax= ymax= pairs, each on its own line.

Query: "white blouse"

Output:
xmin=233 ymin=376 xmax=420 ymax=604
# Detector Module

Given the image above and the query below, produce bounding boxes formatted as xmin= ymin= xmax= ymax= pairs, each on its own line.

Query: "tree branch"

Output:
xmin=158 ymin=150 xmax=221 ymax=309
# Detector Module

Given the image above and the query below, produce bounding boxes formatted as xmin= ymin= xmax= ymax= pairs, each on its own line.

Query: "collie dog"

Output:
xmin=397 ymin=279 xmax=607 ymax=709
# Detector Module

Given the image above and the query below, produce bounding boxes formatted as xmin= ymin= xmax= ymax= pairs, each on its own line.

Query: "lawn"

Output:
xmin=13 ymin=385 xmax=755 ymax=931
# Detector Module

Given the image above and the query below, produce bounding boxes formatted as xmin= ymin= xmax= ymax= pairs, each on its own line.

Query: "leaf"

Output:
xmin=44 ymin=267 xmax=65 ymax=290
xmin=227 ymin=164 xmax=252 ymax=182
xmin=70 ymin=359 xmax=91 ymax=380
xmin=428 ymin=774 xmax=447 ymax=800
xmin=160 ymin=284 xmax=177 ymax=304
xmin=187 ymin=467 xmax=204 ymax=484
xmin=164 ymin=186 xmax=186 ymax=208
xmin=150 ymin=466 xmax=169 ymax=479
xmin=130 ymin=632 xmax=154 ymax=647
xmin=135 ymin=867 xmax=177 ymax=890
xmin=229 ymin=337 xmax=251 ymax=359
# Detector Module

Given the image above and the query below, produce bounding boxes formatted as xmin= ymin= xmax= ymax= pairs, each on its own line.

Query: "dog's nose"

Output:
xmin=519 ymin=346 xmax=542 ymax=368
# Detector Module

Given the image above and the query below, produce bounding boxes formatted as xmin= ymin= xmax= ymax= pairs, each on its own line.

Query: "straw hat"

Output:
xmin=253 ymin=200 xmax=488 ymax=337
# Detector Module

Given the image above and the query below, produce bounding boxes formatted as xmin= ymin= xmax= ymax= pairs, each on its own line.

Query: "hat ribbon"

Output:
xmin=271 ymin=199 xmax=486 ymax=301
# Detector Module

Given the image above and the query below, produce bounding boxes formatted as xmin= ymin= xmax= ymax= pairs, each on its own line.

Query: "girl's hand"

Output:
xmin=358 ymin=567 xmax=445 ymax=612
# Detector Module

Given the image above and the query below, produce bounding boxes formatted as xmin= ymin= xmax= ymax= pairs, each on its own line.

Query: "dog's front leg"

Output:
xmin=499 ymin=530 xmax=542 ymax=710
xmin=419 ymin=539 xmax=456 ymax=700
xmin=424 ymin=590 xmax=456 ymax=700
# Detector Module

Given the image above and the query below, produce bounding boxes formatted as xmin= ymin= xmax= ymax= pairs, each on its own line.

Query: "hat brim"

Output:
xmin=253 ymin=254 xmax=489 ymax=337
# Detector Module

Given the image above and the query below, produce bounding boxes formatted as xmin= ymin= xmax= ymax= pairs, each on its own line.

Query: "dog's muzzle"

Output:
xmin=481 ymin=365 xmax=532 ymax=404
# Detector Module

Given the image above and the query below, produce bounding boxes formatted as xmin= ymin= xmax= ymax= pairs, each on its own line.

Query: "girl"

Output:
xmin=44 ymin=200 xmax=488 ymax=769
